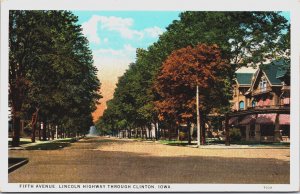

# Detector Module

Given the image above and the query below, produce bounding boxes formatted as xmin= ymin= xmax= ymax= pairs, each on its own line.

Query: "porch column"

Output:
xmin=274 ymin=114 xmax=281 ymax=142
xmin=255 ymin=124 xmax=261 ymax=141
xmin=245 ymin=125 xmax=250 ymax=141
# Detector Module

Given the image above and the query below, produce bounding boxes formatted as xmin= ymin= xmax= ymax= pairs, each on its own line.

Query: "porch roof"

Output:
xmin=228 ymin=117 xmax=238 ymax=125
xmin=279 ymin=114 xmax=290 ymax=125
xmin=239 ymin=114 xmax=256 ymax=125
xmin=256 ymin=114 xmax=276 ymax=124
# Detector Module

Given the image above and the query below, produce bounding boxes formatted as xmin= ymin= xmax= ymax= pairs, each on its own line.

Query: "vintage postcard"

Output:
xmin=0 ymin=0 xmax=299 ymax=192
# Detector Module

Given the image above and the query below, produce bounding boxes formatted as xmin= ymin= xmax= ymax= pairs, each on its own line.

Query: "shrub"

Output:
xmin=206 ymin=130 xmax=213 ymax=138
xmin=178 ymin=132 xmax=186 ymax=141
xmin=230 ymin=127 xmax=242 ymax=141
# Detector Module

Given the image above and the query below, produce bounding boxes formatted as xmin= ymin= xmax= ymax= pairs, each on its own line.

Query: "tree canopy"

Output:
xmin=9 ymin=10 xmax=101 ymax=146
xmin=154 ymin=44 xmax=231 ymax=123
xmin=95 ymin=11 xmax=289 ymax=140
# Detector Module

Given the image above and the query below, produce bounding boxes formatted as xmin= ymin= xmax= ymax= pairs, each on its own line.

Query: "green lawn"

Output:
xmin=158 ymin=140 xmax=195 ymax=146
xmin=25 ymin=138 xmax=77 ymax=150
xmin=8 ymin=138 xmax=32 ymax=146
xmin=158 ymin=138 xmax=290 ymax=147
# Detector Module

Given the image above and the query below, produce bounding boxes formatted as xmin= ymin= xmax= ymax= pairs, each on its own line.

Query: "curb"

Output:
xmin=193 ymin=146 xmax=290 ymax=149
xmin=8 ymin=158 xmax=29 ymax=173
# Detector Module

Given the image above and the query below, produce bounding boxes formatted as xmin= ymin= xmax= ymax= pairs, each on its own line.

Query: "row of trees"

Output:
xmin=9 ymin=11 xmax=101 ymax=146
xmin=95 ymin=11 xmax=290 ymax=143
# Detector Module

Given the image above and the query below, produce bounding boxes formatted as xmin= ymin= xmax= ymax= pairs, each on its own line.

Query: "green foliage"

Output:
xmin=178 ymin=132 xmax=186 ymax=141
xmin=230 ymin=128 xmax=242 ymax=141
xmin=9 ymin=11 xmax=101 ymax=145
xmin=96 ymin=11 xmax=289 ymax=139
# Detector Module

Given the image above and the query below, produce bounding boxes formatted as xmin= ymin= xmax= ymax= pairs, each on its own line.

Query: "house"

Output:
xmin=231 ymin=73 xmax=254 ymax=111
xmin=228 ymin=59 xmax=290 ymax=142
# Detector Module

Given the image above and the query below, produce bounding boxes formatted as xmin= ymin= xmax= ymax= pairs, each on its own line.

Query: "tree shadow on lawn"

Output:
xmin=161 ymin=142 xmax=193 ymax=146
xmin=25 ymin=139 xmax=77 ymax=150
xmin=25 ymin=142 xmax=71 ymax=150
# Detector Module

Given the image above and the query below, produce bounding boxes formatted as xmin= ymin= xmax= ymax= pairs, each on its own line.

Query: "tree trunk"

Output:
xmin=42 ymin=122 xmax=47 ymax=141
xmin=144 ymin=127 xmax=148 ymax=139
xmin=187 ymin=121 xmax=191 ymax=145
xmin=31 ymin=108 xmax=39 ymax=143
xmin=168 ymin=124 xmax=172 ymax=141
xmin=148 ymin=125 xmax=152 ymax=139
xmin=55 ymin=125 xmax=58 ymax=139
xmin=12 ymin=116 xmax=21 ymax=147
xmin=31 ymin=123 xmax=36 ymax=143
xmin=48 ymin=123 xmax=51 ymax=140
xmin=51 ymin=128 xmax=55 ymax=140
xmin=177 ymin=126 xmax=180 ymax=141
xmin=154 ymin=122 xmax=158 ymax=140
xmin=38 ymin=125 xmax=42 ymax=140
xmin=128 ymin=129 xmax=130 ymax=138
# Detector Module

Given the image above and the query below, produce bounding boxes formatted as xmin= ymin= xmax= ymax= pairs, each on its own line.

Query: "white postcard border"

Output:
xmin=1 ymin=0 xmax=299 ymax=192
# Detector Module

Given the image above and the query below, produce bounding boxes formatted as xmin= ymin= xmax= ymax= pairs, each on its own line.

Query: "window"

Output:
xmin=252 ymin=100 xmax=256 ymax=108
xmin=239 ymin=101 xmax=244 ymax=110
xmin=259 ymin=77 xmax=267 ymax=92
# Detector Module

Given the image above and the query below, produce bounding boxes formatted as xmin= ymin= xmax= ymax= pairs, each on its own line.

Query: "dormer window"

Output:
xmin=259 ymin=76 xmax=267 ymax=92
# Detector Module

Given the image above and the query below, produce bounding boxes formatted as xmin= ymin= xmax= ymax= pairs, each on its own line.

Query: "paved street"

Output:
xmin=9 ymin=136 xmax=290 ymax=183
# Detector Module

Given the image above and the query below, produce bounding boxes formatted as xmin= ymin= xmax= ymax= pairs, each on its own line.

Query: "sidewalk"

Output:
xmin=186 ymin=143 xmax=290 ymax=149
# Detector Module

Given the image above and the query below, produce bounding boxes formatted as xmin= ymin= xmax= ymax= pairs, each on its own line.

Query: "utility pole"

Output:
xmin=196 ymin=85 xmax=201 ymax=147
xmin=225 ymin=113 xmax=230 ymax=146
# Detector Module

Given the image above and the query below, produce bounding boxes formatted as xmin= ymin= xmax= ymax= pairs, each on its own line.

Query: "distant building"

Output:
xmin=228 ymin=59 xmax=290 ymax=142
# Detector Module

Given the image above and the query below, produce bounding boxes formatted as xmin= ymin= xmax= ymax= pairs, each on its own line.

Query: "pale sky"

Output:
xmin=73 ymin=11 xmax=181 ymax=120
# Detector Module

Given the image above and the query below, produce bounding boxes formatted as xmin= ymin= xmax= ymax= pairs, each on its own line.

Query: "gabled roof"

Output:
xmin=235 ymin=73 xmax=253 ymax=85
xmin=260 ymin=59 xmax=290 ymax=85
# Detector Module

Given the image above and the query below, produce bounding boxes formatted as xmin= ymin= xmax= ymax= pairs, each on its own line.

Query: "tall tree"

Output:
xmin=9 ymin=10 xmax=101 ymax=146
xmin=154 ymin=44 xmax=231 ymax=144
